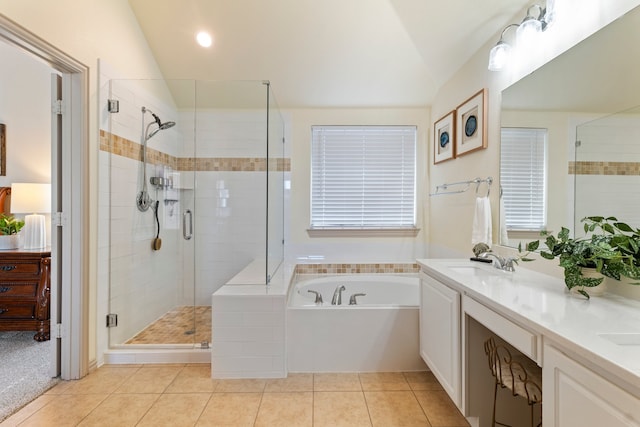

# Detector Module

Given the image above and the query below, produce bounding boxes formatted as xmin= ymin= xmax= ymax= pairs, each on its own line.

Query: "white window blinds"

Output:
xmin=500 ymin=127 xmax=547 ymax=231
xmin=311 ymin=125 xmax=416 ymax=229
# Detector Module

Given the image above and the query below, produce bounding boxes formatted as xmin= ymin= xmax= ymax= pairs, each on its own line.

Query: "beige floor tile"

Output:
xmin=403 ymin=371 xmax=445 ymax=391
xmin=215 ymin=378 xmax=266 ymax=393
xmin=196 ymin=392 xmax=262 ymax=426
xmin=314 ymin=373 xmax=362 ymax=391
xmin=136 ymin=393 xmax=211 ymax=427
xmin=265 ymin=373 xmax=313 ymax=392
xmin=53 ymin=366 xmax=140 ymax=395
xmin=414 ymin=390 xmax=469 ymax=427
xmin=16 ymin=394 xmax=108 ymax=427
xmin=364 ymin=391 xmax=431 ymax=427
xmin=254 ymin=392 xmax=312 ymax=427
xmin=0 ymin=394 xmax=58 ymax=427
xmin=77 ymin=393 xmax=160 ymax=427
xmin=359 ymin=372 xmax=411 ymax=391
xmin=114 ymin=365 xmax=182 ymax=394
xmin=314 ymin=391 xmax=372 ymax=427
xmin=165 ymin=365 xmax=218 ymax=393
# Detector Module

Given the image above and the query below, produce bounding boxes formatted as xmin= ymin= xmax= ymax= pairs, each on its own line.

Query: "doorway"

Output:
xmin=0 ymin=15 xmax=90 ymax=382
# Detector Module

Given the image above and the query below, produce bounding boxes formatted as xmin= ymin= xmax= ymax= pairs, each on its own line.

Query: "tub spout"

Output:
xmin=307 ymin=290 xmax=323 ymax=304
xmin=331 ymin=285 xmax=346 ymax=305
xmin=349 ymin=293 xmax=366 ymax=305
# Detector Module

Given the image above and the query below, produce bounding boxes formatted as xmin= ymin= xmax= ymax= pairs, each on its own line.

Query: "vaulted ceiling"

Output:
xmin=129 ymin=0 xmax=530 ymax=108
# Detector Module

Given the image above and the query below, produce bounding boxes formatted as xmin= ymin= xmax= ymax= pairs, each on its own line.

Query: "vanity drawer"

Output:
xmin=463 ymin=295 xmax=539 ymax=362
xmin=0 ymin=303 xmax=37 ymax=319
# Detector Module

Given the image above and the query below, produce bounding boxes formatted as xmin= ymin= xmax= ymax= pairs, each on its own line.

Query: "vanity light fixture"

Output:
xmin=487 ymin=24 xmax=519 ymax=71
xmin=517 ymin=5 xmax=544 ymax=47
xmin=488 ymin=1 xmax=556 ymax=71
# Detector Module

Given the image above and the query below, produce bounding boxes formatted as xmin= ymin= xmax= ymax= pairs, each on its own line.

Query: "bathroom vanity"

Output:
xmin=417 ymin=259 xmax=640 ymax=427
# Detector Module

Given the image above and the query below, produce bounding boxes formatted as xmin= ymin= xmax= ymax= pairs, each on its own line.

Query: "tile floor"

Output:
xmin=1 ymin=364 xmax=470 ymax=427
xmin=125 ymin=306 xmax=212 ymax=345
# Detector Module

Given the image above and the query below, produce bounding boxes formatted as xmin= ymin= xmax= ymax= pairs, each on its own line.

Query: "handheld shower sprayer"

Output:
xmin=136 ymin=106 xmax=176 ymax=212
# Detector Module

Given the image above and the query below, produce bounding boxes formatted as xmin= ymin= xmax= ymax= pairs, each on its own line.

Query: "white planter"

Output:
xmin=0 ymin=234 xmax=20 ymax=250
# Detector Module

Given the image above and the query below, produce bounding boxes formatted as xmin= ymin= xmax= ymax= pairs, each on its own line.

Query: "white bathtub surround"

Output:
xmin=288 ymin=307 xmax=425 ymax=373
xmin=211 ymin=263 xmax=294 ymax=379
xmin=287 ymin=274 xmax=426 ymax=373
xmin=212 ymin=263 xmax=426 ymax=378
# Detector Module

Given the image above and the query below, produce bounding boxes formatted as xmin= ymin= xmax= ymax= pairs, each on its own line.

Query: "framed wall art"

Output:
xmin=455 ymin=89 xmax=487 ymax=157
xmin=433 ymin=110 xmax=455 ymax=164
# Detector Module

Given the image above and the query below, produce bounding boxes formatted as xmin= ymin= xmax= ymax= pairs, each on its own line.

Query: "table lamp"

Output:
xmin=10 ymin=183 xmax=51 ymax=250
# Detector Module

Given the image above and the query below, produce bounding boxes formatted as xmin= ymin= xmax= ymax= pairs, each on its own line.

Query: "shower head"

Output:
xmin=142 ymin=106 xmax=176 ymax=140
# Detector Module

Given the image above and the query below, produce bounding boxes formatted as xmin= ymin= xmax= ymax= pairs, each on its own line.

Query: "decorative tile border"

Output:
xmin=294 ymin=263 xmax=420 ymax=275
xmin=100 ymin=130 xmax=290 ymax=172
xmin=569 ymin=161 xmax=640 ymax=175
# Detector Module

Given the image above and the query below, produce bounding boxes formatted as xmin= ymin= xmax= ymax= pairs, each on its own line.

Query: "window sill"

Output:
xmin=307 ymin=228 xmax=420 ymax=238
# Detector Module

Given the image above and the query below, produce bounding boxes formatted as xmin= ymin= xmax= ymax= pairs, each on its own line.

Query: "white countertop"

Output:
xmin=417 ymin=258 xmax=640 ymax=393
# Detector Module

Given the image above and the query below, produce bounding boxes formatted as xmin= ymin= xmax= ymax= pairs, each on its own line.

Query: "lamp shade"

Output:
xmin=10 ymin=183 xmax=51 ymax=214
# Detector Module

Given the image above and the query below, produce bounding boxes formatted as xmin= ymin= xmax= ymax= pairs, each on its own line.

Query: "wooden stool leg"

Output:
xmin=492 ymin=380 xmax=498 ymax=427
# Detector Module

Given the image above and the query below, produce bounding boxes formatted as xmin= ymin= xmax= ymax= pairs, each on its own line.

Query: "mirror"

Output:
xmin=500 ymin=5 xmax=640 ymax=247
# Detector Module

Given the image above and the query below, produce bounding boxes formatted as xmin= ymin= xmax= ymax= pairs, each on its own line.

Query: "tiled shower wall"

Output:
xmin=571 ymin=114 xmax=640 ymax=231
xmin=99 ymin=77 xmax=287 ymax=345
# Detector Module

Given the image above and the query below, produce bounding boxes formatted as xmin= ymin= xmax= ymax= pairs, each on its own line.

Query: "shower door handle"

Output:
xmin=183 ymin=209 xmax=193 ymax=240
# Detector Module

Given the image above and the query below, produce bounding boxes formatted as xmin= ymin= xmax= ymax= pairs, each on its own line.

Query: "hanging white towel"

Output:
xmin=499 ymin=194 xmax=509 ymax=246
xmin=472 ymin=196 xmax=492 ymax=246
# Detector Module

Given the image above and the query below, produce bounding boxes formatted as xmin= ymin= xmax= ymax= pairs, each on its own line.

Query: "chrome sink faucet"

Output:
xmin=332 ymin=285 xmax=346 ymax=305
xmin=479 ymin=252 xmax=516 ymax=272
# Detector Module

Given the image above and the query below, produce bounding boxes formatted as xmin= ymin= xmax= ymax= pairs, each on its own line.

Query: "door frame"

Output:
xmin=0 ymin=15 xmax=90 ymax=379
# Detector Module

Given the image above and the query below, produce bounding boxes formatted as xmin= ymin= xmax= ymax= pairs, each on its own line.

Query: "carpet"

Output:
xmin=0 ymin=331 xmax=60 ymax=422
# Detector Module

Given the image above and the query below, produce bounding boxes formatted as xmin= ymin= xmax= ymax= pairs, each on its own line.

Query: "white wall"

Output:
xmin=0 ymin=42 xmax=53 ymax=246
xmin=429 ymin=0 xmax=640 ymax=267
xmin=0 ymin=42 xmax=51 ymax=185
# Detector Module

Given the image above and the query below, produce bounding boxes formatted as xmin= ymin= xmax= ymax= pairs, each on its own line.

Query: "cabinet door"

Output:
xmin=543 ymin=344 xmax=640 ymax=427
xmin=419 ymin=272 xmax=461 ymax=407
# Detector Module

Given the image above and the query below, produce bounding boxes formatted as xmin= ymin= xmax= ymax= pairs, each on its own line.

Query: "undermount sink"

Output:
xmin=598 ymin=333 xmax=640 ymax=346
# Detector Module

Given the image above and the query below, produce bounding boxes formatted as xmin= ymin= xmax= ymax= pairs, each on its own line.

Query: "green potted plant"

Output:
xmin=0 ymin=213 xmax=24 ymax=250
xmin=539 ymin=216 xmax=640 ymax=298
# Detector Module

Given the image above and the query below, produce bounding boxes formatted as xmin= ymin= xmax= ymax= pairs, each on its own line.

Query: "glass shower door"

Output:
xmin=106 ymin=78 xmax=198 ymax=347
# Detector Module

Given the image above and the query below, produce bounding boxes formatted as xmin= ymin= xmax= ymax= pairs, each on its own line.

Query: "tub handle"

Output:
xmin=307 ymin=290 xmax=323 ymax=304
xmin=349 ymin=293 xmax=366 ymax=305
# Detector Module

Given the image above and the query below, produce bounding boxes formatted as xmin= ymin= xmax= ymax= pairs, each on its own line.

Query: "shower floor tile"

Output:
xmin=125 ymin=306 xmax=211 ymax=345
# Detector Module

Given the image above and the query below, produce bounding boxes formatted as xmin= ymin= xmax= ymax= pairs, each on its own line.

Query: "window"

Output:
xmin=500 ymin=127 xmax=547 ymax=231
xmin=310 ymin=125 xmax=417 ymax=234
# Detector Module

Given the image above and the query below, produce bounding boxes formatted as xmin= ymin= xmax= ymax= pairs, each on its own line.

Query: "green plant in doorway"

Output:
xmin=0 ymin=213 xmax=24 ymax=235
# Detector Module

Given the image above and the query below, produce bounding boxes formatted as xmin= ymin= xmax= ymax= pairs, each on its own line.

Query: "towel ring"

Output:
xmin=475 ymin=178 xmax=491 ymax=197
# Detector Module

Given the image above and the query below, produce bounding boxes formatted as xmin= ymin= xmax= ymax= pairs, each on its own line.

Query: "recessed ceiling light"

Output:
xmin=196 ymin=31 xmax=213 ymax=48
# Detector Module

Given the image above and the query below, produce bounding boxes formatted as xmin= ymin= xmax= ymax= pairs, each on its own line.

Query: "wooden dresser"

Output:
xmin=0 ymin=250 xmax=51 ymax=341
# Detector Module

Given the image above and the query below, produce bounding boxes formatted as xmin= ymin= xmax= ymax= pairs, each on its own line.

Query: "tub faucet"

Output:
xmin=479 ymin=252 xmax=516 ymax=272
xmin=349 ymin=293 xmax=366 ymax=305
xmin=331 ymin=285 xmax=346 ymax=305
xmin=307 ymin=290 xmax=323 ymax=304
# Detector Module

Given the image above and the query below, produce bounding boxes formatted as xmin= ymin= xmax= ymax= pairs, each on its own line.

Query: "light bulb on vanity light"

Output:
xmin=10 ymin=183 xmax=51 ymax=250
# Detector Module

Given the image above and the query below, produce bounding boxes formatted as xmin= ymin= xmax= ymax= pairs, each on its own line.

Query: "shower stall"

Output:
xmin=103 ymin=79 xmax=285 ymax=351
